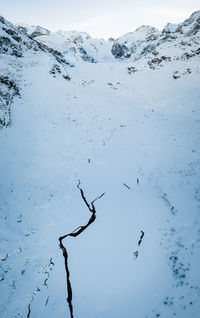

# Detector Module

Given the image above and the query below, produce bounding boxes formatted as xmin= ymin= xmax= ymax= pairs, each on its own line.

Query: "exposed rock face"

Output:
xmin=176 ymin=10 xmax=200 ymax=36
xmin=16 ymin=24 xmax=51 ymax=38
xmin=108 ymin=37 xmax=115 ymax=42
xmin=111 ymin=42 xmax=133 ymax=59
xmin=0 ymin=15 xmax=71 ymax=127
xmin=161 ymin=11 xmax=200 ymax=40
xmin=49 ymin=64 xmax=71 ymax=80
xmin=0 ymin=16 xmax=39 ymax=127
xmin=111 ymin=25 xmax=160 ymax=60
xmin=0 ymin=16 xmax=40 ymax=58
xmin=0 ymin=76 xmax=20 ymax=127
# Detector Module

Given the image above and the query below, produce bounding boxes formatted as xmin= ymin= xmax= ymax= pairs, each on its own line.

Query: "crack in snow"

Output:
xmin=59 ymin=181 xmax=105 ymax=318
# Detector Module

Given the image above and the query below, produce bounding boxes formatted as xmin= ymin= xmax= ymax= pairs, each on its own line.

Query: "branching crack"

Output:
xmin=59 ymin=181 xmax=105 ymax=318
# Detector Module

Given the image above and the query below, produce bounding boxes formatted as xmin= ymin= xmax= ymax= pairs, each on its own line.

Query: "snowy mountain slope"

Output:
xmin=0 ymin=15 xmax=72 ymax=128
xmin=0 ymin=10 xmax=200 ymax=318
xmin=17 ymin=26 xmax=114 ymax=63
xmin=0 ymin=15 xmax=37 ymax=127
xmin=111 ymin=10 xmax=200 ymax=61
xmin=35 ymin=32 xmax=114 ymax=63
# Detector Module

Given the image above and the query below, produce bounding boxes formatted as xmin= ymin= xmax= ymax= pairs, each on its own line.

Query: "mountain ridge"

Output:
xmin=13 ymin=10 xmax=200 ymax=63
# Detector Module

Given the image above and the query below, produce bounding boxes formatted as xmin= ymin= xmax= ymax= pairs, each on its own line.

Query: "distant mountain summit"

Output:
xmin=16 ymin=23 xmax=51 ymax=38
xmin=111 ymin=10 xmax=200 ymax=60
xmin=111 ymin=25 xmax=161 ymax=59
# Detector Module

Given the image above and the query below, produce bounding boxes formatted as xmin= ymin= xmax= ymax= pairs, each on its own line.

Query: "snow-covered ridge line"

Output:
xmin=14 ymin=10 xmax=200 ymax=62
xmin=1 ymin=10 xmax=200 ymax=127
xmin=0 ymin=14 xmax=72 ymax=128
xmin=111 ymin=10 xmax=200 ymax=60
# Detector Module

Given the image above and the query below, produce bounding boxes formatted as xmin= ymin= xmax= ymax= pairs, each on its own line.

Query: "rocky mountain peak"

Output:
xmin=177 ymin=9 xmax=200 ymax=35
xmin=162 ymin=10 xmax=200 ymax=37
xmin=15 ymin=23 xmax=51 ymax=38
xmin=0 ymin=16 xmax=40 ymax=58
xmin=111 ymin=11 xmax=200 ymax=60
xmin=111 ymin=25 xmax=160 ymax=60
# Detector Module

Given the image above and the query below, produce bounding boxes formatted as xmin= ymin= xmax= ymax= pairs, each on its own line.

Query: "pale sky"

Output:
xmin=1 ymin=0 xmax=200 ymax=39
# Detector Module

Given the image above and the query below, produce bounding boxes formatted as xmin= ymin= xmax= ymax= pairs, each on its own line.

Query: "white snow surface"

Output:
xmin=0 ymin=11 xmax=200 ymax=318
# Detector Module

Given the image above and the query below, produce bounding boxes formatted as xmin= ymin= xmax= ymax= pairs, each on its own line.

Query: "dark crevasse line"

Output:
xmin=122 ymin=182 xmax=131 ymax=190
xmin=138 ymin=230 xmax=144 ymax=246
xmin=59 ymin=181 xmax=105 ymax=318
xmin=26 ymin=304 xmax=31 ymax=318
xmin=59 ymin=241 xmax=73 ymax=318
xmin=134 ymin=231 xmax=145 ymax=259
